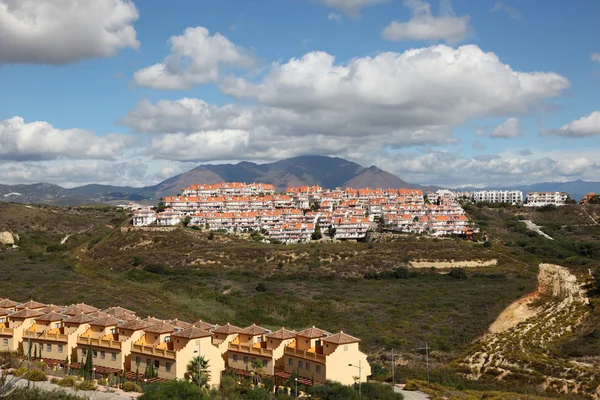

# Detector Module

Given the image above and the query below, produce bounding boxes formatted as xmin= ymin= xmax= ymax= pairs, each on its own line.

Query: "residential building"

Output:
xmin=133 ymin=209 xmax=157 ymax=226
xmin=1 ymin=308 xmax=44 ymax=353
xmin=472 ymin=190 xmax=523 ymax=205
xmin=525 ymin=192 xmax=569 ymax=207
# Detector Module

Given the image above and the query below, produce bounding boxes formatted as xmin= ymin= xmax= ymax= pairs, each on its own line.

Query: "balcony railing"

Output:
xmin=0 ymin=327 xmax=14 ymax=336
xmin=131 ymin=344 xmax=176 ymax=360
xmin=29 ymin=331 xmax=69 ymax=342
xmin=284 ymin=346 xmax=326 ymax=362
xmin=77 ymin=336 xmax=122 ymax=349
xmin=228 ymin=343 xmax=274 ymax=357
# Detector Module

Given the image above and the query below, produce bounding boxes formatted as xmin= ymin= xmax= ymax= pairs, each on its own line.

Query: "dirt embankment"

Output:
xmin=460 ymin=263 xmax=597 ymax=396
xmin=410 ymin=259 xmax=497 ymax=269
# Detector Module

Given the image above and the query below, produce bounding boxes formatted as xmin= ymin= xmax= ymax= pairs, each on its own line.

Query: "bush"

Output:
xmin=122 ymin=381 xmax=142 ymax=392
xmin=29 ymin=369 xmax=47 ymax=381
xmin=483 ymin=241 xmax=492 ymax=248
xmin=58 ymin=376 xmax=76 ymax=387
xmin=404 ymin=380 xmax=420 ymax=391
xmin=448 ymin=268 xmax=468 ymax=280
xmin=256 ymin=282 xmax=268 ymax=292
xmin=50 ymin=377 xmax=60 ymax=384
xmin=143 ymin=263 xmax=170 ymax=275
xmin=76 ymin=380 xmax=96 ymax=391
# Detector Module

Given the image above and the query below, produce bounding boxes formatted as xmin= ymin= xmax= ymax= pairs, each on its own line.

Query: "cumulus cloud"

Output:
xmin=0 ymin=0 xmax=139 ymax=64
xmin=542 ymin=111 xmax=600 ymax=138
xmin=328 ymin=12 xmax=342 ymax=22
xmin=313 ymin=0 xmax=390 ymax=16
xmin=133 ymin=26 xmax=255 ymax=90
xmin=489 ymin=118 xmax=523 ymax=139
xmin=491 ymin=2 xmax=522 ymax=20
xmin=591 ymin=53 xmax=600 ymax=63
xmin=382 ymin=0 xmax=471 ymax=44
xmin=0 ymin=117 xmax=131 ymax=161
xmin=379 ymin=150 xmax=600 ymax=187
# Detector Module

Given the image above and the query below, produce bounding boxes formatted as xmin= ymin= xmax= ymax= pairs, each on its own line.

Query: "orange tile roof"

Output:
xmin=296 ymin=326 xmax=329 ymax=338
xmin=213 ymin=323 xmax=242 ymax=335
xmin=321 ymin=331 xmax=360 ymax=344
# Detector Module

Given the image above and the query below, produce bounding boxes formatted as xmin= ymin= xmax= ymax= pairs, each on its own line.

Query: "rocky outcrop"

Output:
xmin=0 ymin=231 xmax=18 ymax=245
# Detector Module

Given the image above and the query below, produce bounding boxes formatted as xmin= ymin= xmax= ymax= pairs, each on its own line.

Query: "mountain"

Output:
xmin=457 ymin=180 xmax=600 ymax=202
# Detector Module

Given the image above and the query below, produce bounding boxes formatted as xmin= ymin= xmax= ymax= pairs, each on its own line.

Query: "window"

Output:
xmin=46 ymin=344 xmax=52 ymax=352
xmin=58 ymin=345 xmax=63 ymax=353
xmin=0 ymin=318 xmax=4 ymax=323
xmin=93 ymin=350 xmax=97 ymax=358
xmin=288 ymin=358 xmax=293 ymax=366
xmin=256 ymin=337 xmax=262 ymax=342
xmin=100 ymin=351 xmax=105 ymax=359
xmin=306 ymin=363 xmax=310 ymax=371
xmin=165 ymin=336 xmax=171 ymax=343
xmin=233 ymin=354 xmax=238 ymax=362
xmin=3 ymin=339 xmax=8 ymax=346
xmin=110 ymin=328 xmax=116 ymax=334
xmin=316 ymin=365 xmax=321 ymax=373
xmin=154 ymin=360 xmax=160 ymax=369
xmin=135 ymin=356 xmax=140 ymax=365
xmin=147 ymin=358 xmax=151 ymax=366
xmin=262 ymin=359 xmax=268 ymax=367
xmin=111 ymin=352 xmax=117 ymax=361
xmin=55 ymin=323 xmax=61 ymax=329
xmin=298 ymin=361 xmax=303 ymax=369
xmin=166 ymin=363 xmax=171 ymax=372
xmin=82 ymin=349 xmax=87 ymax=357
xmin=243 ymin=356 xmax=248 ymax=364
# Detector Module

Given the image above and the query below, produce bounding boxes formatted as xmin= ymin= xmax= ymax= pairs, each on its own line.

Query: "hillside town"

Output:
xmin=0 ymin=297 xmax=370 ymax=388
xmin=131 ymin=183 xmax=479 ymax=243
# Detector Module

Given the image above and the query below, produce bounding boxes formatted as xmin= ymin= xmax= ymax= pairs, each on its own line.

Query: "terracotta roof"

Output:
xmin=0 ymin=299 xmax=17 ymax=308
xmin=321 ymin=331 xmax=360 ymax=344
xmin=145 ymin=321 xmax=175 ymax=334
xmin=239 ymin=324 xmax=267 ymax=336
xmin=168 ymin=319 xmax=192 ymax=329
xmin=16 ymin=300 xmax=46 ymax=310
xmin=265 ymin=327 xmax=297 ymax=340
xmin=119 ymin=318 xmax=152 ymax=331
xmin=64 ymin=303 xmax=98 ymax=315
xmin=89 ymin=316 xmax=120 ymax=327
xmin=64 ymin=313 xmax=96 ymax=325
xmin=0 ymin=308 xmax=9 ymax=317
xmin=213 ymin=323 xmax=242 ymax=335
xmin=40 ymin=305 xmax=65 ymax=314
xmin=36 ymin=312 xmax=66 ymax=322
xmin=296 ymin=326 xmax=329 ymax=338
xmin=193 ymin=320 xmax=216 ymax=331
xmin=143 ymin=316 xmax=162 ymax=325
xmin=171 ymin=326 xmax=212 ymax=339
xmin=104 ymin=306 xmax=135 ymax=318
xmin=87 ymin=311 xmax=109 ymax=319
xmin=10 ymin=308 xmax=44 ymax=319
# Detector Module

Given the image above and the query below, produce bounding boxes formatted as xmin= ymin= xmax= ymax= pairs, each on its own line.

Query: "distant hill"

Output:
xmin=457 ymin=180 xmax=600 ymax=202
xmin=2 ymin=156 xmax=598 ymax=205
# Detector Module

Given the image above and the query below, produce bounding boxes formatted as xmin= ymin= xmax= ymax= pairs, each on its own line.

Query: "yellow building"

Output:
xmin=0 ymin=299 xmax=18 ymax=312
xmin=16 ymin=300 xmax=46 ymax=311
xmin=283 ymin=328 xmax=371 ymax=385
xmin=23 ymin=312 xmax=71 ymax=362
xmin=212 ymin=323 xmax=242 ymax=356
xmin=1 ymin=308 xmax=44 ymax=353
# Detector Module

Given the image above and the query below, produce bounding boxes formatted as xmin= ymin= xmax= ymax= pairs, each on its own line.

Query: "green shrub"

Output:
xmin=29 ymin=369 xmax=47 ymax=381
xmin=50 ymin=377 xmax=60 ymax=384
xmin=256 ymin=282 xmax=268 ymax=292
xmin=404 ymin=380 xmax=420 ymax=391
xmin=122 ymin=381 xmax=141 ymax=392
xmin=448 ymin=268 xmax=468 ymax=280
xmin=76 ymin=380 xmax=96 ymax=391
xmin=58 ymin=376 xmax=76 ymax=387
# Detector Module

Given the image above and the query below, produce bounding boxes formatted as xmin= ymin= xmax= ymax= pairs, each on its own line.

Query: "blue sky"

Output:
xmin=1 ymin=0 xmax=599 ymax=187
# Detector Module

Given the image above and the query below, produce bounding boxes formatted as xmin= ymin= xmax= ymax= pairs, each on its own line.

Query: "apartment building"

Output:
xmin=1 ymin=308 xmax=44 ymax=353
xmin=525 ymin=192 xmax=569 ymax=207
xmin=133 ymin=209 xmax=157 ymax=227
xmin=472 ymin=190 xmax=523 ymax=205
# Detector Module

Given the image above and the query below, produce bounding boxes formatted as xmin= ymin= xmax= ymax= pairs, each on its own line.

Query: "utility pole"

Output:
xmin=27 ymin=330 xmax=31 ymax=388
xmin=416 ymin=343 xmax=430 ymax=382
xmin=391 ymin=349 xmax=395 ymax=387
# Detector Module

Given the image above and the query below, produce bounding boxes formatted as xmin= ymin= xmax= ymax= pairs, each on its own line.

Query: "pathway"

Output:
xmin=393 ymin=384 xmax=430 ymax=400
xmin=523 ymin=220 xmax=553 ymax=240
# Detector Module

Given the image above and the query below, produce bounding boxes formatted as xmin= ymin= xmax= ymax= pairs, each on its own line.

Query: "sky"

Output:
xmin=1 ymin=0 xmax=599 ymax=188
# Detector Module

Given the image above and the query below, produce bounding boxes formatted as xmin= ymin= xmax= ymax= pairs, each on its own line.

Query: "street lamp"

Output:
xmin=294 ymin=377 xmax=298 ymax=398
xmin=92 ymin=367 xmax=95 ymax=381
xmin=348 ymin=361 xmax=362 ymax=400
xmin=144 ymin=378 xmax=147 ymax=387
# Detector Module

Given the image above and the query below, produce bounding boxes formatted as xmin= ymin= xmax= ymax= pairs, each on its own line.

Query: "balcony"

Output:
xmin=77 ymin=336 xmax=122 ymax=349
xmin=284 ymin=346 xmax=326 ymax=362
xmin=0 ymin=327 xmax=14 ymax=336
xmin=29 ymin=331 xmax=68 ymax=342
xmin=131 ymin=344 xmax=176 ymax=360
xmin=228 ymin=343 xmax=273 ymax=357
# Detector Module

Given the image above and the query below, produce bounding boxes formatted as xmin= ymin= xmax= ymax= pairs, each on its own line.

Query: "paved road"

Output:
xmin=393 ymin=384 xmax=430 ymax=400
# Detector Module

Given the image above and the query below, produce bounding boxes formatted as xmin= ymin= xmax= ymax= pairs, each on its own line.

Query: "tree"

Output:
xmin=182 ymin=216 xmax=191 ymax=227
xmin=328 ymin=225 xmax=336 ymax=237
xmin=310 ymin=201 xmax=321 ymax=212
xmin=208 ymin=231 xmax=215 ymax=241
xmin=251 ymin=359 xmax=264 ymax=385
xmin=312 ymin=224 xmax=322 ymax=240
xmin=186 ymin=356 xmax=210 ymax=389
xmin=593 ymin=267 xmax=600 ymax=290
xmin=83 ymin=346 xmax=93 ymax=380
xmin=156 ymin=202 xmax=166 ymax=213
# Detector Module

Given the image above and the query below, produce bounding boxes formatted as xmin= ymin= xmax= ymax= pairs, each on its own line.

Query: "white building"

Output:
xmin=472 ymin=190 xmax=523 ymax=205
xmin=525 ymin=192 xmax=568 ymax=207
xmin=133 ymin=209 xmax=157 ymax=226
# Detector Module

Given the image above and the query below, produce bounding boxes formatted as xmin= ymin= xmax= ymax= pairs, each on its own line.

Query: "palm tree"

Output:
xmin=251 ymin=359 xmax=264 ymax=385
xmin=186 ymin=356 xmax=210 ymax=388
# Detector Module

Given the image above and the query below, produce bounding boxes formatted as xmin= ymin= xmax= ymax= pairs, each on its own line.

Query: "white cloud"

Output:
xmin=328 ymin=12 xmax=342 ymax=22
xmin=149 ymin=130 xmax=251 ymax=161
xmin=543 ymin=111 xmax=600 ymax=138
xmin=489 ymin=118 xmax=523 ymax=139
xmin=0 ymin=117 xmax=132 ymax=161
xmin=314 ymin=0 xmax=390 ymax=16
xmin=133 ymin=26 xmax=255 ymax=90
xmin=491 ymin=2 xmax=522 ymax=20
xmin=590 ymin=53 xmax=600 ymax=63
xmin=382 ymin=0 xmax=471 ymax=44
xmin=472 ymin=140 xmax=485 ymax=150
xmin=0 ymin=0 xmax=139 ymax=64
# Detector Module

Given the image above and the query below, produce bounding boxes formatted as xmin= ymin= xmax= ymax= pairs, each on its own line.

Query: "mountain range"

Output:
xmin=0 ymin=156 xmax=598 ymax=205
